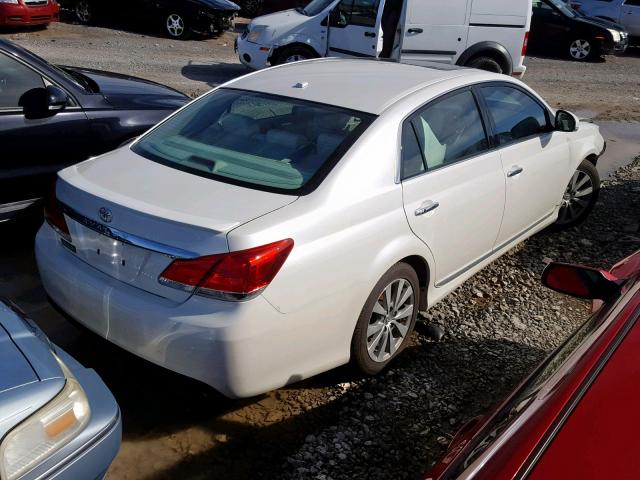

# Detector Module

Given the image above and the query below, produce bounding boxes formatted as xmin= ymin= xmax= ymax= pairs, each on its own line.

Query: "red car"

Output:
xmin=0 ymin=0 xmax=59 ymax=28
xmin=426 ymin=249 xmax=640 ymax=480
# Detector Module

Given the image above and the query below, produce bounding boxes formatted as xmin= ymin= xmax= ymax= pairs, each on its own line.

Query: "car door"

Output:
xmin=0 ymin=51 xmax=89 ymax=211
xmin=400 ymin=0 xmax=469 ymax=65
xmin=328 ymin=0 xmax=385 ymax=58
xmin=401 ymin=88 xmax=506 ymax=287
xmin=530 ymin=0 xmax=570 ymax=49
xmin=621 ymin=0 xmax=640 ymax=35
xmin=479 ymin=84 xmax=571 ymax=248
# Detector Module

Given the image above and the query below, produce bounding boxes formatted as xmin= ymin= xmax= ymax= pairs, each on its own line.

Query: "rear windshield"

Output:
xmin=132 ymin=88 xmax=375 ymax=194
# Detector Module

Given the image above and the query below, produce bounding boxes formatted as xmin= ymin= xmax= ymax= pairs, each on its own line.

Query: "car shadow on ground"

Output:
xmin=181 ymin=61 xmax=250 ymax=89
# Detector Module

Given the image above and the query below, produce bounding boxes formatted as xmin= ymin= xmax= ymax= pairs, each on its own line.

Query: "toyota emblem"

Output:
xmin=99 ymin=207 xmax=113 ymax=223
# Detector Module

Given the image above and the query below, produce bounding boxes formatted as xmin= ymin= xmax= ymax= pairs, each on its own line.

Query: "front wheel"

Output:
xmin=568 ymin=38 xmax=595 ymax=61
xmin=165 ymin=13 xmax=192 ymax=40
xmin=273 ymin=45 xmax=317 ymax=65
xmin=553 ymin=160 xmax=600 ymax=230
xmin=74 ymin=0 xmax=93 ymax=24
xmin=351 ymin=263 xmax=420 ymax=375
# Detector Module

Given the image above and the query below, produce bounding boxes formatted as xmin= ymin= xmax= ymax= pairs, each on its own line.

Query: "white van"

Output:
xmin=236 ymin=0 xmax=531 ymax=76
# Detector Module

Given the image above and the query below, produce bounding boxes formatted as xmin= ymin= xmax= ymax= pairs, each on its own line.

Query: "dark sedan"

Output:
xmin=425 ymin=249 xmax=640 ymax=479
xmin=530 ymin=0 xmax=628 ymax=60
xmin=0 ymin=39 xmax=189 ymax=222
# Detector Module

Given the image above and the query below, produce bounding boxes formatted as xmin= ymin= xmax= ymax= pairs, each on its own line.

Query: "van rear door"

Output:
xmin=400 ymin=0 xmax=470 ymax=65
xmin=328 ymin=0 xmax=385 ymax=58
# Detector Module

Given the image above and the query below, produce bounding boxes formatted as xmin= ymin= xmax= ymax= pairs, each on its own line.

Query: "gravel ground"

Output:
xmin=1 ymin=19 xmax=639 ymax=480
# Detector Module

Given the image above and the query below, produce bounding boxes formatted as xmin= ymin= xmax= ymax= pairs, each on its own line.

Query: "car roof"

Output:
xmin=225 ymin=58 xmax=494 ymax=114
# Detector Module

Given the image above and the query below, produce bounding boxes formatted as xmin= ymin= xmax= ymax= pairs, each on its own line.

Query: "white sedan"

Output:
xmin=36 ymin=59 xmax=605 ymax=398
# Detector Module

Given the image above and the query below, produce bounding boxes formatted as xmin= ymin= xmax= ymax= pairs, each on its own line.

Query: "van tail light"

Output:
xmin=44 ymin=181 xmax=70 ymax=239
xmin=522 ymin=31 xmax=529 ymax=57
xmin=159 ymin=239 xmax=294 ymax=301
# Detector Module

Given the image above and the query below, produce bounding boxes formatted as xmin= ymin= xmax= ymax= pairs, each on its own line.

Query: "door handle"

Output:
xmin=364 ymin=31 xmax=376 ymax=37
xmin=507 ymin=166 xmax=524 ymax=178
xmin=415 ymin=201 xmax=440 ymax=216
xmin=407 ymin=28 xmax=423 ymax=34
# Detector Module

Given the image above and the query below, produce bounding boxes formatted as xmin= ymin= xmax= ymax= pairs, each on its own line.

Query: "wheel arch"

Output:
xmin=270 ymin=42 xmax=321 ymax=64
xmin=399 ymin=255 xmax=430 ymax=311
xmin=457 ymin=41 xmax=513 ymax=75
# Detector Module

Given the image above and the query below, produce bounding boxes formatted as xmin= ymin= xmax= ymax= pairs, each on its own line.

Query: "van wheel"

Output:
xmin=273 ymin=45 xmax=317 ymax=65
xmin=467 ymin=56 xmax=503 ymax=74
xmin=552 ymin=160 xmax=600 ymax=230
xmin=351 ymin=263 xmax=420 ymax=375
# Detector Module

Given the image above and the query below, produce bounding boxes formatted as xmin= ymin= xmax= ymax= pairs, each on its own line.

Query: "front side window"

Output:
xmin=481 ymin=86 xmax=550 ymax=146
xmin=401 ymin=89 xmax=488 ymax=178
xmin=132 ymin=89 xmax=375 ymax=193
xmin=303 ymin=0 xmax=337 ymax=16
xmin=0 ymin=53 xmax=45 ymax=110
xmin=337 ymin=0 xmax=381 ymax=27
xmin=624 ymin=0 xmax=640 ymax=6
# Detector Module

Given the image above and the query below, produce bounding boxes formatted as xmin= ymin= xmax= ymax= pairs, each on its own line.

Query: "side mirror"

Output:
xmin=555 ymin=110 xmax=578 ymax=132
xmin=542 ymin=262 xmax=621 ymax=300
xmin=19 ymin=85 xmax=68 ymax=120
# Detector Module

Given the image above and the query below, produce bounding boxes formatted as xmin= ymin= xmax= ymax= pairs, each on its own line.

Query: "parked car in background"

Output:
xmin=238 ymin=0 xmax=307 ymax=17
xmin=59 ymin=0 xmax=240 ymax=39
xmin=0 ymin=299 xmax=121 ymax=480
xmin=530 ymin=0 xmax=628 ymax=61
xmin=0 ymin=39 xmax=189 ymax=222
xmin=570 ymin=0 xmax=640 ymax=40
xmin=0 ymin=0 xmax=60 ymax=29
xmin=236 ymin=0 xmax=531 ymax=76
xmin=425 ymin=250 xmax=640 ymax=480
xmin=37 ymin=59 xmax=604 ymax=398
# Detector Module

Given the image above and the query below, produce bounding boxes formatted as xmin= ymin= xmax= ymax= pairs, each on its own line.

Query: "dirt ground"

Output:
xmin=1 ymin=18 xmax=639 ymax=480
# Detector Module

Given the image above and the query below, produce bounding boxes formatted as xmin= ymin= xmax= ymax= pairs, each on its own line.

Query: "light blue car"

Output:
xmin=570 ymin=0 xmax=640 ymax=37
xmin=0 ymin=300 xmax=121 ymax=480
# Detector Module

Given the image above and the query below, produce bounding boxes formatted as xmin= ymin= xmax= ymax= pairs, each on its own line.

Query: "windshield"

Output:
xmin=301 ymin=0 xmax=336 ymax=16
xmin=132 ymin=88 xmax=374 ymax=194
xmin=548 ymin=0 xmax=577 ymax=17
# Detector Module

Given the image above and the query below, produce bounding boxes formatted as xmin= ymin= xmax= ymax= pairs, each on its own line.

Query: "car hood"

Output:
xmin=0 ymin=321 xmax=37 ymax=394
xmin=64 ymin=66 xmax=190 ymax=110
xmin=251 ymin=8 xmax=316 ymax=40
xmin=200 ymin=0 xmax=240 ymax=11
xmin=575 ymin=15 xmax=626 ymax=32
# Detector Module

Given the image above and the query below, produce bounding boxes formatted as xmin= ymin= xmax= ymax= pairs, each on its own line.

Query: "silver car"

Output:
xmin=571 ymin=0 xmax=640 ymax=37
xmin=0 ymin=300 xmax=121 ymax=479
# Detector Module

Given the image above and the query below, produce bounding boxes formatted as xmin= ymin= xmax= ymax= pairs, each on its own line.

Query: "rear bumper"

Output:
xmin=36 ymin=222 xmax=344 ymax=398
xmin=0 ymin=2 xmax=59 ymax=26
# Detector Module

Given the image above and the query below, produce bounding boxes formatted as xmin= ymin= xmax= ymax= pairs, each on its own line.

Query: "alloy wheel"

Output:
xmin=284 ymin=53 xmax=310 ymax=63
xmin=557 ymin=169 xmax=594 ymax=225
xmin=366 ymin=279 xmax=415 ymax=363
xmin=166 ymin=14 xmax=185 ymax=38
xmin=75 ymin=0 xmax=91 ymax=23
xmin=569 ymin=39 xmax=591 ymax=60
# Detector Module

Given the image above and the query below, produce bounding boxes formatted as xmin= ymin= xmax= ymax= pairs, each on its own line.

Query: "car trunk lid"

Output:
xmin=56 ymin=148 xmax=298 ymax=302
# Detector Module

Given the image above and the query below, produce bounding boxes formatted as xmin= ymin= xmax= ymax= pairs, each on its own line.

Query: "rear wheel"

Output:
xmin=568 ymin=38 xmax=594 ymax=61
xmin=553 ymin=160 xmax=600 ymax=230
xmin=273 ymin=45 xmax=317 ymax=65
xmin=467 ymin=56 xmax=503 ymax=74
xmin=165 ymin=13 xmax=192 ymax=40
xmin=351 ymin=263 xmax=420 ymax=375
xmin=74 ymin=0 xmax=93 ymax=24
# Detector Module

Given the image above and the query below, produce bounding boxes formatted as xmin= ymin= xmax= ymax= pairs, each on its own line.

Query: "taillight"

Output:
xmin=159 ymin=239 xmax=294 ymax=301
xmin=522 ymin=31 xmax=529 ymax=57
xmin=44 ymin=181 xmax=70 ymax=239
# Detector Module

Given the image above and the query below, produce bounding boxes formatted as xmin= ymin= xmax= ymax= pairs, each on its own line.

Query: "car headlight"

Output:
xmin=0 ymin=356 xmax=90 ymax=480
xmin=608 ymin=29 xmax=621 ymax=43
xmin=247 ymin=26 xmax=266 ymax=43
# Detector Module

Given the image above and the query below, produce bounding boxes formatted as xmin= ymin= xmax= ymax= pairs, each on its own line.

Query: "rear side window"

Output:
xmin=0 ymin=53 xmax=45 ymax=109
xmin=481 ymin=86 xmax=550 ymax=146
xmin=401 ymin=89 xmax=488 ymax=179
xmin=132 ymin=89 xmax=375 ymax=194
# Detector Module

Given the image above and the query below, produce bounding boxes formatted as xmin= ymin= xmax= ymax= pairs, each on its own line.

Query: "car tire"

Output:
xmin=74 ymin=0 xmax=94 ymax=24
xmin=351 ymin=263 xmax=420 ymax=375
xmin=552 ymin=159 xmax=600 ymax=230
xmin=467 ymin=56 xmax=503 ymax=74
xmin=273 ymin=45 xmax=317 ymax=65
xmin=568 ymin=38 xmax=595 ymax=61
xmin=242 ymin=0 xmax=264 ymax=17
xmin=165 ymin=12 xmax=192 ymax=40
